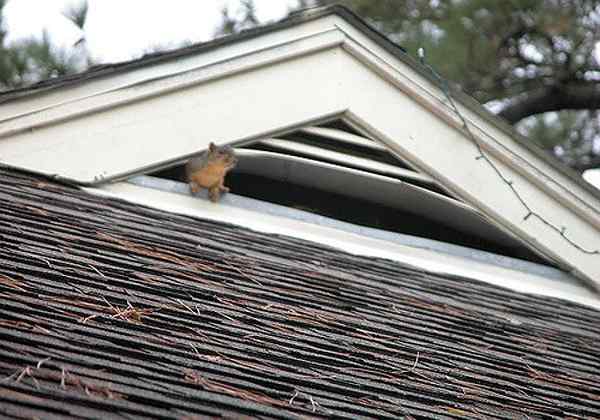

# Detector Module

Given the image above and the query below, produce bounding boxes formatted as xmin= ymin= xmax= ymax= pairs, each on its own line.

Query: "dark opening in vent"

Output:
xmin=147 ymin=122 xmax=555 ymax=267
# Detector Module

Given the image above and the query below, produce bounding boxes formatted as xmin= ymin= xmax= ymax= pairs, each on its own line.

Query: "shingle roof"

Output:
xmin=1 ymin=168 xmax=599 ymax=419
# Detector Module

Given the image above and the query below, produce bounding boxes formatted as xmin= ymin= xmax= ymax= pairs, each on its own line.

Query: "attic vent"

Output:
xmin=145 ymin=121 xmax=553 ymax=267
xmin=253 ymin=125 xmax=447 ymax=196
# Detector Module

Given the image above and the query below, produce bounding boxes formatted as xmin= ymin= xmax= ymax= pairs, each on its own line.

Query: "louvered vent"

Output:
xmin=145 ymin=121 xmax=554 ymax=266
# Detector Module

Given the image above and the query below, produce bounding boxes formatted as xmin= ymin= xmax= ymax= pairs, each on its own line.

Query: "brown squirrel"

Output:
xmin=186 ymin=142 xmax=237 ymax=202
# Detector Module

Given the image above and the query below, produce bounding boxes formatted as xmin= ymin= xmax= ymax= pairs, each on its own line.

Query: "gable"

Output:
xmin=0 ymin=6 xmax=599 ymax=287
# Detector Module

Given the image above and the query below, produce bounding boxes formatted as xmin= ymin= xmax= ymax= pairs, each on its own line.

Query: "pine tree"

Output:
xmin=306 ymin=0 xmax=600 ymax=172
xmin=0 ymin=0 xmax=91 ymax=90
xmin=215 ymin=0 xmax=260 ymax=36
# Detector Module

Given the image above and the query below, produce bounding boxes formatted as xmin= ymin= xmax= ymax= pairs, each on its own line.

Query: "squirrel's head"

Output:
xmin=208 ymin=142 xmax=237 ymax=167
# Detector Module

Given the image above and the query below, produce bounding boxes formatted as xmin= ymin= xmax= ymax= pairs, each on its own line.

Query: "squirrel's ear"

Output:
xmin=208 ymin=142 xmax=217 ymax=152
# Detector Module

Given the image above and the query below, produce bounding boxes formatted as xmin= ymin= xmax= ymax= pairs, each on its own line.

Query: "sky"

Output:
xmin=4 ymin=0 xmax=300 ymax=62
xmin=3 ymin=0 xmax=600 ymax=186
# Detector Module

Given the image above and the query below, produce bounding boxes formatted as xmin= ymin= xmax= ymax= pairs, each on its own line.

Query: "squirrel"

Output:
xmin=186 ymin=142 xmax=237 ymax=202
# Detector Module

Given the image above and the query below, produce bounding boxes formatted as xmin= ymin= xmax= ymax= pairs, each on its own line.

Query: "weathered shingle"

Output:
xmin=0 ymin=168 xmax=599 ymax=419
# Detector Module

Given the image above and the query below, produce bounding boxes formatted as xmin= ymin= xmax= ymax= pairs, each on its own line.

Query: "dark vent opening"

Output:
xmin=318 ymin=119 xmax=363 ymax=135
xmin=146 ymin=121 xmax=558 ymax=269
xmin=278 ymin=132 xmax=414 ymax=169
xmin=229 ymin=173 xmax=542 ymax=261
xmin=149 ymin=165 xmax=549 ymax=265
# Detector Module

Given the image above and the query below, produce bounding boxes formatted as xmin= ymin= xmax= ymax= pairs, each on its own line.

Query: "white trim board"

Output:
xmin=1 ymin=11 xmax=599 ymax=287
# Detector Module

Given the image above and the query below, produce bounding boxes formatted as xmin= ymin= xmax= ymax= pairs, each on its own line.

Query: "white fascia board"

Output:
xmin=0 ymin=13 xmax=598 ymax=286
xmin=0 ymin=16 xmax=343 ymax=123
xmin=331 ymin=19 xmax=600 ymax=226
xmin=86 ymin=182 xmax=600 ymax=310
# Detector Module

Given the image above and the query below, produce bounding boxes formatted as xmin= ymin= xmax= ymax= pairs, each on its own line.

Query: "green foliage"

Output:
xmin=0 ymin=0 xmax=91 ymax=90
xmin=520 ymin=110 xmax=600 ymax=170
xmin=63 ymin=0 xmax=89 ymax=30
xmin=318 ymin=0 xmax=599 ymax=101
xmin=215 ymin=0 xmax=260 ymax=36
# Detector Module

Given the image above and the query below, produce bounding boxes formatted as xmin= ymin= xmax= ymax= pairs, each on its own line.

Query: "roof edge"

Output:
xmin=0 ymin=5 xmax=358 ymax=103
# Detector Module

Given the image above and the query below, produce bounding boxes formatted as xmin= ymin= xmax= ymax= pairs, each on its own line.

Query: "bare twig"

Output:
xmin=3 ymin=364 xmax=41 ymax=390
xmin=102 ymin=297 xmax=156 ymax=323
xmin=61 ymin=367 xmax=67 ymax=389
xmin=88 ymin=264 xmax=106 ymax=278
xmin=289 ymin=389 xmax=299 ymax=405
xmin=185 ymin=370 xmax=281 ymax=407
xmin=288 ymin=389 xmax=323 ymax=413
xmin=222 ymin=260 xmax=263 ymax=286
xmin=36 ymin=357 xmax=51 ymax=369
xmin=79 ymin=314 xmax=101 ymax=324
xmin=0 ymin=274 xmax=26 ymax=292
xmin=411 ymin=352 xmax=420 ymax=371
xmin=16 ymin=366 xmax=40 ymax=389
xmin=309 ymin=394 xmax=321 ymax=412
xmin=59 ymin=366 xmax=124 ymax=399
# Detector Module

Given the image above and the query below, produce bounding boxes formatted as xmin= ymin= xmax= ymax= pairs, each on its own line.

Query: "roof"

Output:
xmin=1 ymin=167 xmax=599 ymax=419
xmin=0 ymin=5 xmax=597 ymax=204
